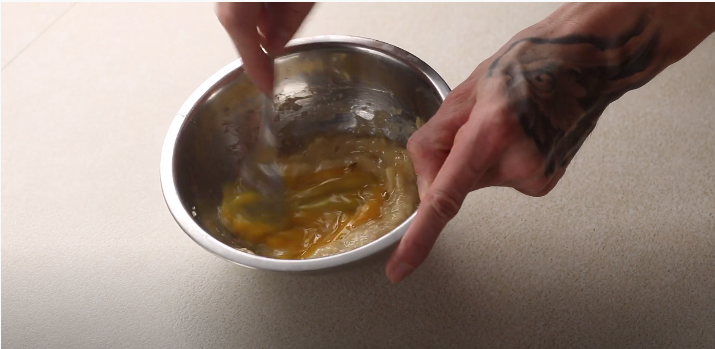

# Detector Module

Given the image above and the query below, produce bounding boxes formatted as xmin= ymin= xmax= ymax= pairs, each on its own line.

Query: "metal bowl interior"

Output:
xmin=161 ymin=36 xmax=450 ymax=272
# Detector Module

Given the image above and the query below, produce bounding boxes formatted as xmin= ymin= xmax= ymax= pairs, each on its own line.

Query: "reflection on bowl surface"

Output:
xmin=161 ymin=36 xmax=450 ymax=272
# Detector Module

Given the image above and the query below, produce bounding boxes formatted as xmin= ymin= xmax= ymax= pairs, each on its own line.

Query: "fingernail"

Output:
xmin=417 ymin=177 xmax=428 ymax=200
xmin=388 ymin=263 xmax=414 ymax=284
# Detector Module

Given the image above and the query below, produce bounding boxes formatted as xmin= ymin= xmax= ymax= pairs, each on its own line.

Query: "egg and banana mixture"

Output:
xmin=218 ymin=135 xmax=419 ymax=259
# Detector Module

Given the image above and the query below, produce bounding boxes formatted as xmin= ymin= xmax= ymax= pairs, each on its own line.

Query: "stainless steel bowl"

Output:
xmin=160 ymin=36 xmax=450 ymax=272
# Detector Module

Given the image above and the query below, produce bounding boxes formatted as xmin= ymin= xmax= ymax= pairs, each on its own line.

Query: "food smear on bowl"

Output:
xmin=218 ymin=135 xmax=419 ymax=259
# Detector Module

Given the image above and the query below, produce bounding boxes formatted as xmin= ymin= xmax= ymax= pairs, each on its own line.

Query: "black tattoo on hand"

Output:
xmin=488 ymin=14 xmax=663 ymax=175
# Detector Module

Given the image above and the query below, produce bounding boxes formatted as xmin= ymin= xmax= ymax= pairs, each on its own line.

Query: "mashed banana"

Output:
xmin=218 ymin=135 xmax=418 ymax=259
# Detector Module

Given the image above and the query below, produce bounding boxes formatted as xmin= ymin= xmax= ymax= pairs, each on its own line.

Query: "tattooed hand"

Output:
xmin=386 ymin=3 xmax=715 ymax=283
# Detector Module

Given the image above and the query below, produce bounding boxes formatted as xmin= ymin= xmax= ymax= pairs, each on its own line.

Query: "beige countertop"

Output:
xmin=2 ymin=3 xmax=714 ymax=348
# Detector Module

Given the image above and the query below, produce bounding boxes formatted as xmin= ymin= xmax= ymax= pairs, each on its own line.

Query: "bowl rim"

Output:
xmin=160 ymin=35 xmax=451 ymax=272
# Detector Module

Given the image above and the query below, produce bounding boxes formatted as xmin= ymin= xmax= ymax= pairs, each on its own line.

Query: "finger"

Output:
xmin=387 ymin=107 xmax=507 ymax=283
xmin=259 ymin=2 xmax=315 ymax=55
xmin=407 ymin=83 xmax=475 ymax=196
xmin=216 ymin=2 xmax=274 ymax=95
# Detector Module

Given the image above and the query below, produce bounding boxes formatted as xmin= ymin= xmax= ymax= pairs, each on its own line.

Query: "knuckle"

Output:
xmin=406 ymin=135 xmax=427 ymax=158
xmin=484 ymin=108 xmax=522 ymax=153
xmin=426 ymin=188 xmax=463 ymax=221
xmin=406 ymin=138 xmax=432 ymax=177
xmin=446 ymin=84 xmax=472 ymax=104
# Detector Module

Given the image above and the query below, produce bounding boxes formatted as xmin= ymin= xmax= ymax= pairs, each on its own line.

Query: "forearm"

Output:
xmin=484 ymin=3 xmax=715 ymax=175
xmin=538 ymin=3 xmax=715 ymax=67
